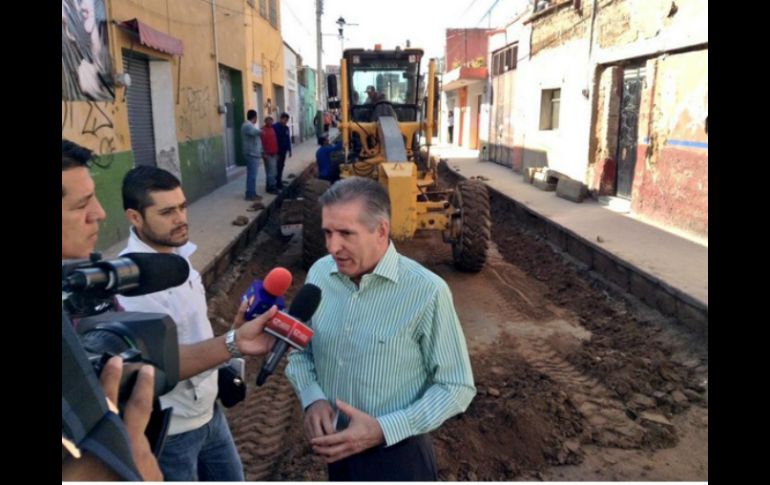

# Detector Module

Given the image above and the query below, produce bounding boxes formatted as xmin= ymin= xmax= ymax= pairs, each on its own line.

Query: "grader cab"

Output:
xmin=301 ymin=46 xmax=491 ymax=272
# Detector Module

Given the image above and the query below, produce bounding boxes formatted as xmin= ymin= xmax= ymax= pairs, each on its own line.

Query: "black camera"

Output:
xmin=76 ymin=311 xmax=180 ymax=407
xmin=62 ymin=252 xmax=189 ymax=454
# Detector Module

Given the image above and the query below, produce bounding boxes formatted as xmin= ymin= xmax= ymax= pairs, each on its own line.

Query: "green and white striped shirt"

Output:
xmin=286 ymin=242 xmax=476 ymax=446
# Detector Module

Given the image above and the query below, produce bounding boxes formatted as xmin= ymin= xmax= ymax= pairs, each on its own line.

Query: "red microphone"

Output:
xmin=257 ymin=284 xmax=321 ymax=386
xmin=263 ymin=267 xmax=292 ymax=296
xmin=242 ymin=267 xmax=293 ymax=320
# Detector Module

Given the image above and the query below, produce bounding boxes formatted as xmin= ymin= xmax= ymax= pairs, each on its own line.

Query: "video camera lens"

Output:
xmin=77 ymin=312 xmax=180 ymax=406
xmin=62 ymin=253 xmax=186 ymax=457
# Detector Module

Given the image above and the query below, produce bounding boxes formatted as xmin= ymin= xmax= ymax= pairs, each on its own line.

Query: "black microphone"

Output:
xmin=62 ymin=252 xmax=190 ymax=297
xmin=257 ymin=283 xmax=321 ymax=386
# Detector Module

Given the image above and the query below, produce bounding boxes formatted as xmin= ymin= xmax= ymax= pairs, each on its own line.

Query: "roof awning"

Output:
xmin=442 ymin=66 xmax=488 ymax=91
xmin=120 ymin=19 xmax=184 ymax=56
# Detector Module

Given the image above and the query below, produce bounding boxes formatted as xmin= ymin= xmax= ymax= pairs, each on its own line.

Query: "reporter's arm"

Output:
xmin=118 ymin=293 xmax=277 ymax=381
xmin=177 ymin=306 xmax=277 ymax=380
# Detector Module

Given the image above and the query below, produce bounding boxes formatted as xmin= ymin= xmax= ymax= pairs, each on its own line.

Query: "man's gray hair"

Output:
xmin=318 ymin=177 xmax=391 ymax=231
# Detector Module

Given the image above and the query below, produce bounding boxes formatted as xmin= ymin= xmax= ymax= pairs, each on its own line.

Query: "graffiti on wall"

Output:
xmin=158 ymin=146 xmax=181 ymax=175
xmin=196 ymin=137 xmax=219 ymax=173
xmin=81 ymin=101 xmax=113 ymax=137
xmin=179 ymin=87 xmax=211 ymax=140
xmin=62 ymin=100 xmax=117 ymax=167
xmin=62 ymin=0 xmax=114 ymax=101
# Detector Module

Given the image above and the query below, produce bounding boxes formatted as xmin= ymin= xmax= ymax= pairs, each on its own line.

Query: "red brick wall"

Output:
xmin=445 ymin=29 xmax=491 ymax=72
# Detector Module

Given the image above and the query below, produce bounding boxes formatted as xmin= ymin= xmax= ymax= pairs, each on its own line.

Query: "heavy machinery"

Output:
xmin=301 ymin=46 xmax=491 ymax=271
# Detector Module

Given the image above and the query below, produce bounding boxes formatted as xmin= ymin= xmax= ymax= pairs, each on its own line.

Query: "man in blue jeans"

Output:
xmin=273 ymin=112 xmax=293 ymax=188
xmin=260 ymin=116 xmax=280 ymax=194
xmin=118 ymin=166 xmax=279 ymax=480
xmin=241 ymin=109 xmax=263 ymax=200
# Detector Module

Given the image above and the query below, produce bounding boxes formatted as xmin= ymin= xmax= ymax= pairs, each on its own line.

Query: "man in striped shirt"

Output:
xmin=286 ymin=177 xmax=476 ymax=481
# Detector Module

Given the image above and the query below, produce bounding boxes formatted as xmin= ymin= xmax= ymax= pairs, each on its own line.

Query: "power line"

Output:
xmin=459 ymin=0 xmax=483 ymax=20
xmin=477 ymin=0 xmax=502 ymax=27
xmin=281 ymin=0 xmax=315 ymax=38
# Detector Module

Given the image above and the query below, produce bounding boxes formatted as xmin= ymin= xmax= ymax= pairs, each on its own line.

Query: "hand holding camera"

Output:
xmin=100 ymin=357 xmax=163 ymax=481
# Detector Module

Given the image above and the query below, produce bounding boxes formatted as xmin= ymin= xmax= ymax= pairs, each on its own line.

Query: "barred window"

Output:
xmin=491 ymin=44 xmax=517 ymax=77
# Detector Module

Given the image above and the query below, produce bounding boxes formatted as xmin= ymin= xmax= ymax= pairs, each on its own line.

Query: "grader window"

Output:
xmin=352 ymin=71 xmax=414 ymax=104
xmin=349 ymin=61 xmax=420 ymax=106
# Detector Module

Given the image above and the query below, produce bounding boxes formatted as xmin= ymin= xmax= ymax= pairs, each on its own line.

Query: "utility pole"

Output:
xmin=316 ymin=0 xmax=323 ymax=109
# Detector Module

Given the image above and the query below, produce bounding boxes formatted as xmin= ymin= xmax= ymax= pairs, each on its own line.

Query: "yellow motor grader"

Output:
xmin=301 ymin=46 xmax=491 ymax=271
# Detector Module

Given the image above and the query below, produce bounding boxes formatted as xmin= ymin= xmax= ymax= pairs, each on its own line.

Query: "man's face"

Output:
xmin=129 ymin=188 xmax=189 ymax=252
xmin=280 ymin=116 xmax=289 ymax=125
xmin=62 ymin=166 xmax=106 ymax=259
xmin=265 ymin=118 xmax=274 ymax=126
xmin=322 ymin=199 xmax=388 ymax=280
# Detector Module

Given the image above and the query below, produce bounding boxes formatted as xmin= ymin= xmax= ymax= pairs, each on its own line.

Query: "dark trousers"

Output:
xmin=327 ymin=434 xmax=437 ymax=481
xmin=448 ymin=126 xmax=454 ymax=143
xmin=277 ymin=151 xmax=288 ymax=186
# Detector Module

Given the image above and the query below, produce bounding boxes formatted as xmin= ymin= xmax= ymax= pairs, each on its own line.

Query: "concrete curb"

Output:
xmin=199 ymin=163 xmax=317 ymax=289
xmin=438 ymin=160 xmax=707 ymax=336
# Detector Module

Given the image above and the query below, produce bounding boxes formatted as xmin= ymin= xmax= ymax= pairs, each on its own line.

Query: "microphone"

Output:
xmin=62 ymin=252 xmax=190 ymax=297
xmin=242 ymin=267 xmax=293 ymax=320
xmin=256 ymin=283 xmax=321 ymax=386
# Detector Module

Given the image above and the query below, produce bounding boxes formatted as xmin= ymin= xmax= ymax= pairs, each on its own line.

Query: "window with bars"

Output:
xmin=259 ymin=0 xmax=267 ymax=18
xmin=492 ymin=44 xmax=517 ymax=77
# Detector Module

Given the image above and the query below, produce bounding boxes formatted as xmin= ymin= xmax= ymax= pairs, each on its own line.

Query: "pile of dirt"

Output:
xmin=433 ymin=335 xmax=586 ymax=480
xmin=270 ymin=334 xmax=587 ymax=481
xmin=488 ymin=190 xmax=708 ymax=451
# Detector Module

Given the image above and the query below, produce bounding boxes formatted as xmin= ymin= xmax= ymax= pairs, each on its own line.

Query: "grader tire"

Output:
xmin=452 ymin=180 xmax=491 ymax=272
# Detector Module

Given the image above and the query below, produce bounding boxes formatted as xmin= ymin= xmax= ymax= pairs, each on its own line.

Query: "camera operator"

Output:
xmin=62 ymin=139 xmax=162 ymax=480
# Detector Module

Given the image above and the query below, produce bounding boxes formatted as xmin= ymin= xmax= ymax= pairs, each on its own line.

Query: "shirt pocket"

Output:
xmin=354 ymin=327 xmax=420 ymax=397
xmin=359 ymin=323 xmax=417 ymax=362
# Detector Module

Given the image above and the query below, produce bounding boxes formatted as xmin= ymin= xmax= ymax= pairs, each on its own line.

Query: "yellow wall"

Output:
xmin=62 ymin=0 xmax=285 ymax=154
xmin=243 ymin=0 xmax=285 ymax=117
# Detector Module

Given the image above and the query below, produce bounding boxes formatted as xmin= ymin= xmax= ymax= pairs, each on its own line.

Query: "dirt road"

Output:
xmin=206 ymin=180 xmax=708 ymax=481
